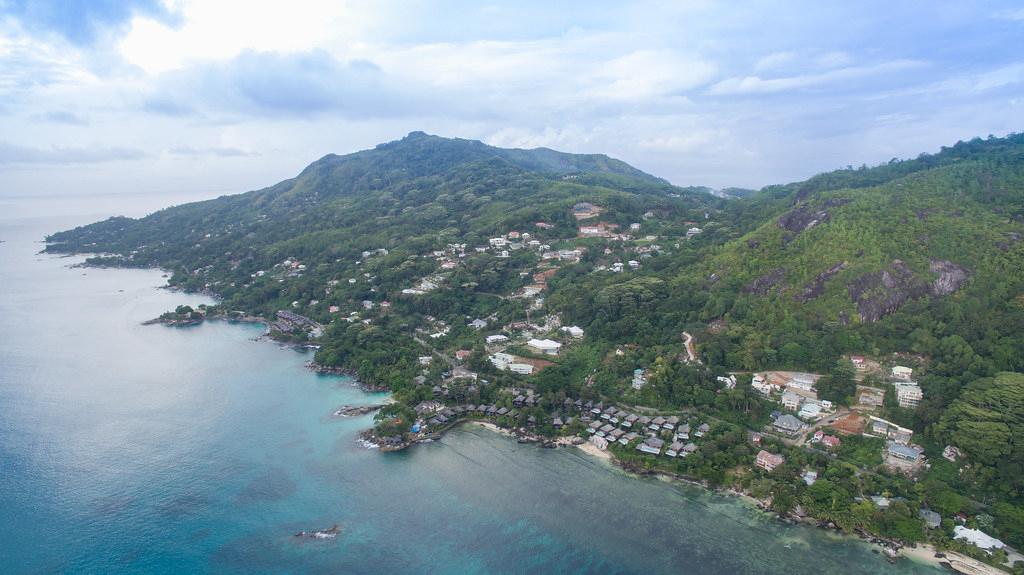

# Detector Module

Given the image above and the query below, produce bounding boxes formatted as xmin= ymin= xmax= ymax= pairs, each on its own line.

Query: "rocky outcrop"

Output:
xmin=996 ymin=232 xmax=1021 ymax=251
xmin=846 ymin=261 xmax=929 ymax=323
xmin=778 ymin=198 xmax=850 ymax=243
xmin=845 ymin=259 xmax=969 ymax=322
xmin=796 ymin=262 xmax=848 ymax=302
xmin=743 ymin=268 xmax=787 ymax=296
xmin=929 ymin=260 xmax=969 ymax=296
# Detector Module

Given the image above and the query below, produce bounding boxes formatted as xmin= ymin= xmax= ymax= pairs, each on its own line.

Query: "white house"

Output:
xmin=485 ymin=334 xmax=509 ymax=344
xmin=891 ymin=365 xmax=913 ymax=380
xmin=781 ymin=391 xmax=803 ymax=410
xmin=508 ymin=363 xmax=535 ymax=375
xmin=488 ymin=237 xmax=507 ymax=248
xmin=527 ymin=338 xmax=562 ymax=356
xmin=798 ymin=402 xmax=823 ymax=421
xmin=490 ymin=352 xmax=514 ymax=369
xmin=561 ymin=326 xmax=584 ymax=338
xmin=953 ymin=526 xmax=1006 ymax=552
xmin=895 ymin=384 xmax=923 ymax=409
xmin=631 ymin=369 xmax=647 ymax=390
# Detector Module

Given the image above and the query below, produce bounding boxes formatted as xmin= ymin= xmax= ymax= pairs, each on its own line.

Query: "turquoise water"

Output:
xmin=0 ymin=204 xmax=944 ymax=574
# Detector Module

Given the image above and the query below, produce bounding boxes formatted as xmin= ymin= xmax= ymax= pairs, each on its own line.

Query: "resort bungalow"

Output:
xmin=598 ymin=423 xmax=615 ymax=437
xmin=772 ymin=414 xmax=806 ymax=436
xmin=650 ymin=416 xmax=666 ymax=431
xmin=527 ymin=339 xmax=562 ymax=356
xmin=591 ymin=402 xmax=604 ymax=416
xmin=608 ymin=428 xmax=625 ymax=442
xmin=675 ymin=423 xmax=690 ymax=440
xmin=623 ymin=414 xmax=639 ymax=429
xmin=663 ymin=416 xmax=679 ymax=430
xmin=620 ymin=432 xmax=639 ymax=446
xmin=666 ymin=441 xmax=685 ymax=457
xmin=552 ymin=416 xmax=563 ymax=429
xmin=638 ymin=437 xmax=664 ymax=455
xmin=756 ymin=450 xmax=785 ymax=472
xmin=695 ymin=423 xmax=711 ymax=437
xmin=681 ymin=443 xmax=698 ymax=457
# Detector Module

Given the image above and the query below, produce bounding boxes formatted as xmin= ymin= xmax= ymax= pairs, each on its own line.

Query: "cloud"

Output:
xmin=707 ymin=60 xmax=923 ymax=96
xmin=168 ymin=145 xmax=258 ymax=157
xmin=0 ymin=142 xmax=145 ymax=164
xmin=34 ymin=110 xmax=88 ymax=125
xmin=2 ymin=0 xmax=180 ymax=46
xmin=143 ymin=50 xmax=414 ymax=119
xmin=754 ymin=52 xmax=796 ymax=72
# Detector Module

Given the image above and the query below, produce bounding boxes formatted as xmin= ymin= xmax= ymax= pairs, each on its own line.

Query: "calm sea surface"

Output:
xmin=0 ymin=194 xmax=943 ymax=574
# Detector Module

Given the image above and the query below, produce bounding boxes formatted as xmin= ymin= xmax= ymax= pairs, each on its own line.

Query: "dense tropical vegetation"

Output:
xmin=46 ymin=132 xmax=1024 ymax=563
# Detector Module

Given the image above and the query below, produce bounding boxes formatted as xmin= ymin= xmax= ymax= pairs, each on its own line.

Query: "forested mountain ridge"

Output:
xmin=46 ymin=132 xmax=1024 ymax=554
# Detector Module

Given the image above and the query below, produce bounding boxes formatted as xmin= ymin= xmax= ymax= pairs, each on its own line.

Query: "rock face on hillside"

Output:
xmin=847 ymin=261 xmax=929 ymax=323
xmin=930 ymin=260 xmax=969 ymax=296
xmin=796 ymin=262 xmax=848 ymax=302
xmin=777 ymin=198 xmax=850 ymax=243
xmin=744 ymin=268 xmax=787 ymax=296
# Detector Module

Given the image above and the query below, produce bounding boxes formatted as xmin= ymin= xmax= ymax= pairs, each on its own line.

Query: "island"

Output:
xmin=47 ymin=132 xmax=1024 ymax=573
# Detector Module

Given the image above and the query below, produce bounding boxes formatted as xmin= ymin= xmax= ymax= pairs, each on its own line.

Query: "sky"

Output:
xmin=0 ymin=0 xmax=1022 ymax=202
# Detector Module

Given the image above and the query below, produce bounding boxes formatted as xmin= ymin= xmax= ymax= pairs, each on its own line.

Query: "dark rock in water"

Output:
xmin=744 ymin=268 xmax=787 ymax=296
xmin=294 ymin=524 xmax=341 ymax=540
xmin=796 ymin=261 xmax=847 ymax=302
xmin=929 ymin=259 xmax=969 ymax=296
xmin=333 ymin=404 xmax=385 ymax=417
xmin=846 ymin=260 xmax=929 ymax=323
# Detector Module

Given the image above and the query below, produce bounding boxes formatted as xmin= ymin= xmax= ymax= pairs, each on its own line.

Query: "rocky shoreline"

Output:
xmin=142 ymin=313 xmax=265 ymax=327
xmin=364 ymin=417 xmax=960 ymax=572
xmin=333 ymin=404 xmax=385 ymax=417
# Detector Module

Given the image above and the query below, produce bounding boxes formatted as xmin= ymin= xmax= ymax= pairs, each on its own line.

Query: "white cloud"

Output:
xmin=754 ymin=51 xmax=795 ymax=72
xmin=118 ymin=0 xmax=373 ymax=74
xmin=707 ymin=60 xmax=922 ymax=95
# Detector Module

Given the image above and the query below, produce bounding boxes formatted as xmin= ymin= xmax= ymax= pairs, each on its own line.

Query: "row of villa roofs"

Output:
xmin=273 ymin=310 xmax=323 ymax=336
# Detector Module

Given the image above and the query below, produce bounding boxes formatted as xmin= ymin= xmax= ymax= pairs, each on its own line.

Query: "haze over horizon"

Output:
xmin=1 ymin=0 xmax=1023 ymax=199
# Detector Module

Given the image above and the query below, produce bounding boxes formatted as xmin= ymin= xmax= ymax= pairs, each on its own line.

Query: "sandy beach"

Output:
xmin=895 ymin=543 xmax=947 ymax=569
xmin=899 ymin=545 xmax=1006 ymax=574
xmin=577 ymin=441 xmax=613 ymax=461
xmin=468 ymin=420 xmax=514 ymax=437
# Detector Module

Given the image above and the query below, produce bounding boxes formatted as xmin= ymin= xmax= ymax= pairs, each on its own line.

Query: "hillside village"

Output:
xmin=51 ymin=133 xmax=1024 ymax=573
xmin=243 ymin=201 xmax=1015 ymax=568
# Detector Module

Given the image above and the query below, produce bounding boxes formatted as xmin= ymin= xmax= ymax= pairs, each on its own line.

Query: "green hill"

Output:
xmin=46 ymin=132 xmax=1024 ymax=547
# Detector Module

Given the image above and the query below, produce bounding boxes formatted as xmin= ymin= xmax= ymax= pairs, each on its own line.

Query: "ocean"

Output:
xmin=0 ymin=193 xmax=943 ymax=574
